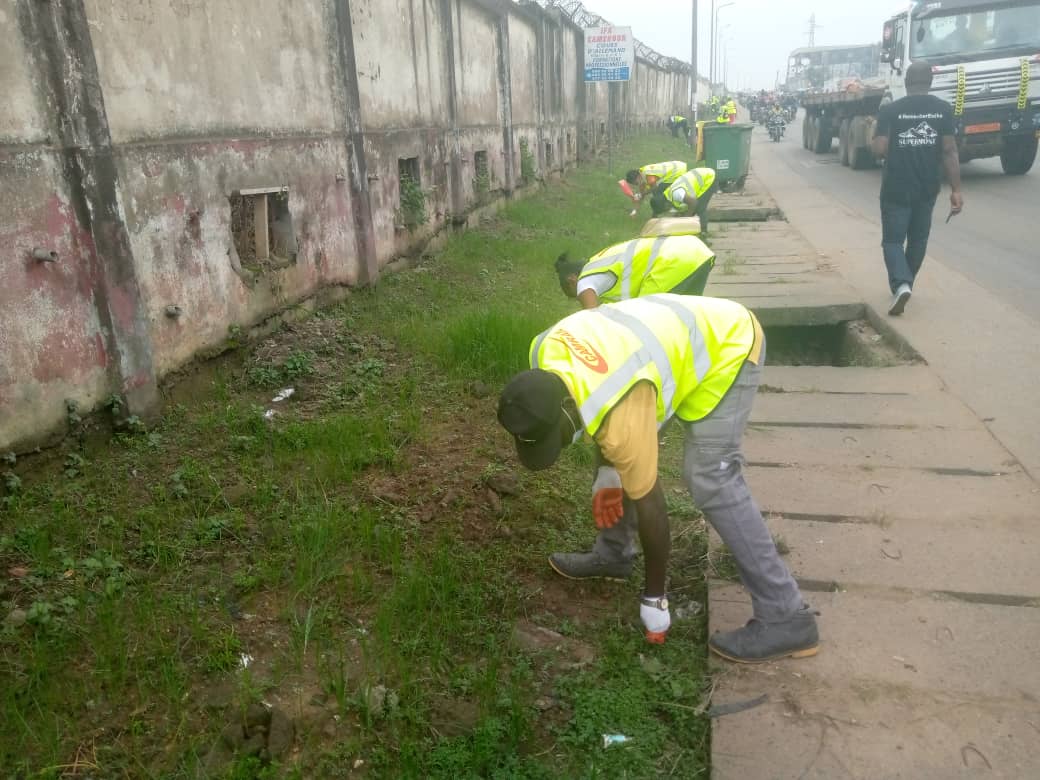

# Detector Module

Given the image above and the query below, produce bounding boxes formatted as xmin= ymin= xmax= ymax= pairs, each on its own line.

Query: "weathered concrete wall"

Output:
xmin=0 ymin=0 xmax=690 ymax=453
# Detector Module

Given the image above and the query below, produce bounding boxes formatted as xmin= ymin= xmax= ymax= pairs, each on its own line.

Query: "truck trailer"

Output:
xmin=800 ymin=0 xmax=1040 ymax=175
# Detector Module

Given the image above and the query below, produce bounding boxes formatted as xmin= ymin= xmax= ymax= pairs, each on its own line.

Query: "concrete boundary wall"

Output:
xmin=0 ymin=0 xmax=690 ymax=452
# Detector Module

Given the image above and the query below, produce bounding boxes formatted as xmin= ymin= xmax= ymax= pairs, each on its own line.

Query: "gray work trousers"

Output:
xmin=592 ymin=356 xmax=804 ymax=622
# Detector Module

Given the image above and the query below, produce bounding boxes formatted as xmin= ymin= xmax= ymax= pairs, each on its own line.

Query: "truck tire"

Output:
xmin=813 ymin=117 xmax=832 ymax=154
xmin=849 ymin=116 xmax=876 ymax=170
xmin=1000 ymin=136 xmax=1038 ymax=175
xmin=802 ymin=114 xmax=812 ymax=150
xmin=838 ymin=119 xmax=851 ymax=166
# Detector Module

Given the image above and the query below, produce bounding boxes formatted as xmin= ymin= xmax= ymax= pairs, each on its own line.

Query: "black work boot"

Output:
xmin=548 ymin=551 xmax=633 ymax=582
xmin=709 ymin=606 xmax=819 ymax=664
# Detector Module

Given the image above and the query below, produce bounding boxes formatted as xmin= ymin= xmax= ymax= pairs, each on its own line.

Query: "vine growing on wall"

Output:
xmin=396 ymin=174 xmax=428 ymax=229
xmin=519 ymin=138 xmax=536 ymax=185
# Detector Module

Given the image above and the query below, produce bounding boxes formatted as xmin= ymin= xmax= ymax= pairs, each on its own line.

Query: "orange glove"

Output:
xmin=592 ymin=466 xmax=624 ymax=529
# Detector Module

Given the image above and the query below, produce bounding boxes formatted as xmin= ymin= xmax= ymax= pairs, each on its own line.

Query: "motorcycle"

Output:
xmin=768 ymin=117 xmax=786 ymax=142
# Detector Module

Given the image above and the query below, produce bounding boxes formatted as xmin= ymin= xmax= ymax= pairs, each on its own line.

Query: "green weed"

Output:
xmin=0 ymin=134 xmax=713 ymax=777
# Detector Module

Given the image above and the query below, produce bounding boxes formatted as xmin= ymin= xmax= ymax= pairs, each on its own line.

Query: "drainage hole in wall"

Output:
xmin=230 ymin=188 xmax=298 ymax=274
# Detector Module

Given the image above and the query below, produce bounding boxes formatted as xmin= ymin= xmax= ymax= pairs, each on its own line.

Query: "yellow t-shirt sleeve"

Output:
xmin=593 ymin=382 xmax=659 ymax=501
xmin=748 ymin=311 xmax=764 ymax=365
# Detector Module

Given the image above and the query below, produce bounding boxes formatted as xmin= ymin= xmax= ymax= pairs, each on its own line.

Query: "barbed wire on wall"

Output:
xmin=523 ymin=0 xmax=691 ymax=74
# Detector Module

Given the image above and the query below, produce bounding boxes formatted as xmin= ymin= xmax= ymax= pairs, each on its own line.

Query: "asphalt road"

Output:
xmin=756 ymin=118 xmax=1040 ymax=323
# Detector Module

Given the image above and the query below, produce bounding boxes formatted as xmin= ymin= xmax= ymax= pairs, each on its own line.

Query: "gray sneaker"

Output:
xmin=709 ymin=606 xmax=819 ymax=664
xmin=548 ymin=551 xmax=633 ymax=581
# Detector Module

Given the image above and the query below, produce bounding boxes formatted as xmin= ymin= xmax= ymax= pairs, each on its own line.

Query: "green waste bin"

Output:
xmin=702 ymin=123 xmax=754 ymax=191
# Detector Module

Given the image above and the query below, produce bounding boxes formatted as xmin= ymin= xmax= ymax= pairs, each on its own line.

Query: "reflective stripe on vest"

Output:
xmin=578 ymin=235 xmax=715 ymax=303
xmin=596 ymin=306 xmax=677 ymax=420
xmin=640 ymin=160 xmax=687 ymax=185
xmin=666 ymin=169 xmax=715 ymax=209
xmin=530 ymin=295 xmax=755 ymax=434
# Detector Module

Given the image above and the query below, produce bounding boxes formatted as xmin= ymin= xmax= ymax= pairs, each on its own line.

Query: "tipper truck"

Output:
xmin=800 ymin=0 xmax=1040 ymax=175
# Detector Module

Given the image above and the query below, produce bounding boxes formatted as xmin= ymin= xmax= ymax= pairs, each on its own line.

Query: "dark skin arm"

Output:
xmin=943 ymin=135 xmax=964 ymax=213
xmin=633 ymin=480 xmax=670 ymax=597
xmin=593 ymin=441 xmax=669 ymax=599
xmin=577 ymin=289 xmax=600 ymax=309
xmin=871 ymin=132 xmax=888 ymax=159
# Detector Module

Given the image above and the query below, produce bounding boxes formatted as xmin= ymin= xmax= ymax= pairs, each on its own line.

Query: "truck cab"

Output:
xmin=880 ymin=0 xmax=1040 ymax=174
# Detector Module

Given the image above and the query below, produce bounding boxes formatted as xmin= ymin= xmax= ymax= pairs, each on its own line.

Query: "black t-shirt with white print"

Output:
xmin=875 ymin=94 xmax=954 ymax=205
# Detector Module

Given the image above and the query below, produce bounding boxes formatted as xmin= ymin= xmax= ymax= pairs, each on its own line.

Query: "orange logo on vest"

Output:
xmin=554 ymin=330 xmax=608 ymax=374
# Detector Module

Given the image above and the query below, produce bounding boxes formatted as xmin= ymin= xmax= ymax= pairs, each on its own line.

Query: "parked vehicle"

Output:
xmin=799 ymin=1 xmax=1040 ymax=174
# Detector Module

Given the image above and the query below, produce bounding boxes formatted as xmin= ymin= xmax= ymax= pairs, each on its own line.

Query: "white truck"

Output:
xmin=801 ymin=0 xmax=1040 ymax=175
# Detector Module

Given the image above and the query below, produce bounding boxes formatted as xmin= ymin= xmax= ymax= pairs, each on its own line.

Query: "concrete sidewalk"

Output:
xmin=702 ymin=148 xmax=1040 ymax=779
xmin=751 ymin=134 xmax=1040 ymax=480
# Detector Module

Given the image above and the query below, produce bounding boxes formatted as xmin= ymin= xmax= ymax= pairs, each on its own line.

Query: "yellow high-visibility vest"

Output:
xmin=578 ymin=236 xmax=715 ymax=303
xmin=530 ymin=294 xmax=757 ymax=433
xmin=664 ymin=168 xmax=716 ymax=210
xmin=640 ymin=161 xmax=687 ymax=186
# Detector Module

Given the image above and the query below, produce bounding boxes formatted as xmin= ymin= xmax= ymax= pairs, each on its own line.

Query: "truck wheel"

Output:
xmin=1000 ymin=136 xmax=1038 ymax=175
xmin=838 ymin=119 xmax=851 ymax=166
xmin=802 ymin=114 xmax=812 ymax=150
xmin=813 ymin=118 xmax=832 ymax=154
xmin=848 ymin=116 xmax=876 ymax=170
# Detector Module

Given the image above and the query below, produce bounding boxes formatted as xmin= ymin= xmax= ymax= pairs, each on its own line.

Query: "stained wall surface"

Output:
xmin=0 ymin=0 xmax=690 ymax=452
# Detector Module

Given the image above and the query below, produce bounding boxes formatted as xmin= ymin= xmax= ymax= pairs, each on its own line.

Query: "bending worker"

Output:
xmin=497 ymin=294 xmax=818 ymax=663
xmin=622 ymin=161 xmax=687 ymax=207
xmin=668 ymin=114 xmax=692 ymax=141
xmin=649 ymin=167 xmax=718 ymax=234
xmin=555 ymin=234 xmax=716 ymax=309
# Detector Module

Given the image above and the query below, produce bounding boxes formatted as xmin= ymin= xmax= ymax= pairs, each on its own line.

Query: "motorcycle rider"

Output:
xmin=768 ymin=104 xmax=786 ymax=141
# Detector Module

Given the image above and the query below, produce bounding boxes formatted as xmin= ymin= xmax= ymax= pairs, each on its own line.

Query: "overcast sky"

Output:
xmin=579 ymin=0 xmax=903 ymax=90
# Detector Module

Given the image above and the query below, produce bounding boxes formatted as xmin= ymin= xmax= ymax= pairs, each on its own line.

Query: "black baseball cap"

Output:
xmin=497 ymin=370 xmax=568 ymax=471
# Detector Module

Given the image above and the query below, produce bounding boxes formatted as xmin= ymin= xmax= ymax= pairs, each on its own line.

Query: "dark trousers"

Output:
xmin=880 ymin=197 xmax=936 ymax=293
xmin=695 ymin=180 xmax=718 ymax=234
xmin=649 ymin=179 xmax=718 ymax=234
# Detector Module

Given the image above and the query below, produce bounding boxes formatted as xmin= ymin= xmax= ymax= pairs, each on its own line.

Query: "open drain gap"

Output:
xmin=795 ymin=579 xmax=1040 ymax=609
xmin=752 ymin=463 xmax=1006 ymax=478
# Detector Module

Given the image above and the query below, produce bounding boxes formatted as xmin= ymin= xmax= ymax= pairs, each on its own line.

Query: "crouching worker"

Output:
xmin=555 ymin=235 xmax=716 ymax=309
xmin=621 ymin=162 xmax=688 ymax=214
xmin=497 ymin=294 xmax=819 ymax=662
xmin=650 ymin=167 xmax=718 ymax=234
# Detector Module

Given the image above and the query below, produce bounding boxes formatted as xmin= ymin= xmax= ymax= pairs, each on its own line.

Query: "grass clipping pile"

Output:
xmin=1 ymin=136 xmax=715 ymax=778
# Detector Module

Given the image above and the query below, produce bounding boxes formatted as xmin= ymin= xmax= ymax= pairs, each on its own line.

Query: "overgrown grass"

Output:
xmin=0 ymin=133 xmax=713 ymax=777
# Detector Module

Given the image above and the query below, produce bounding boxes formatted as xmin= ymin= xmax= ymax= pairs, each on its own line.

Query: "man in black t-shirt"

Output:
xmin=872 ymin=62 xmax=964 ymax=315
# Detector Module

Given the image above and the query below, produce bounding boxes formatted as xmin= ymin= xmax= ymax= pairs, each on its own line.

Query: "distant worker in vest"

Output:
xmin=648 ymin=167 xmax=719 ymax=234
xmin=497 ymin=295 xmax=819 ymax=663
xmin=555 ymin=235 xmax=716 ymax=309
xmin=667 ymin=113 xmax=692 ymax=142
xmin=725 ymin=97 xmax=738 ymax=124
xmin=621 ymin=161 xmax=687 ymax=215
xmin=709 ymin=95 xmax=721 ymax=117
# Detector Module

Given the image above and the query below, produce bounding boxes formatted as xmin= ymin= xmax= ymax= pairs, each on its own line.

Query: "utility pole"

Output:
xmin=709 ymin=0 xmax=715 ymax=85
xmin=691 ymin=0 xmax=698 ymax=121
xmin=712 ymin=2 xmax=735 ymax=94
xmin=807 ymin=13 xmax=820 ymax=48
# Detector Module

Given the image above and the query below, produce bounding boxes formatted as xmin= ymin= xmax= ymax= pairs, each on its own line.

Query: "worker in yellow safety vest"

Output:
xmin=555 ymin=235 xmax=716 ymax=309
xmin=623 ymin=160 xmax=687 ymax=200
xmin=649 ymin=167 xmax=719 ymax=233
xmin=667 ymin=114 xmax=692 ymax=141
xmin=725 ymin=98 xmax=738 ymax=124
xmin=497 ymin=294 xmax=818 ymax=662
